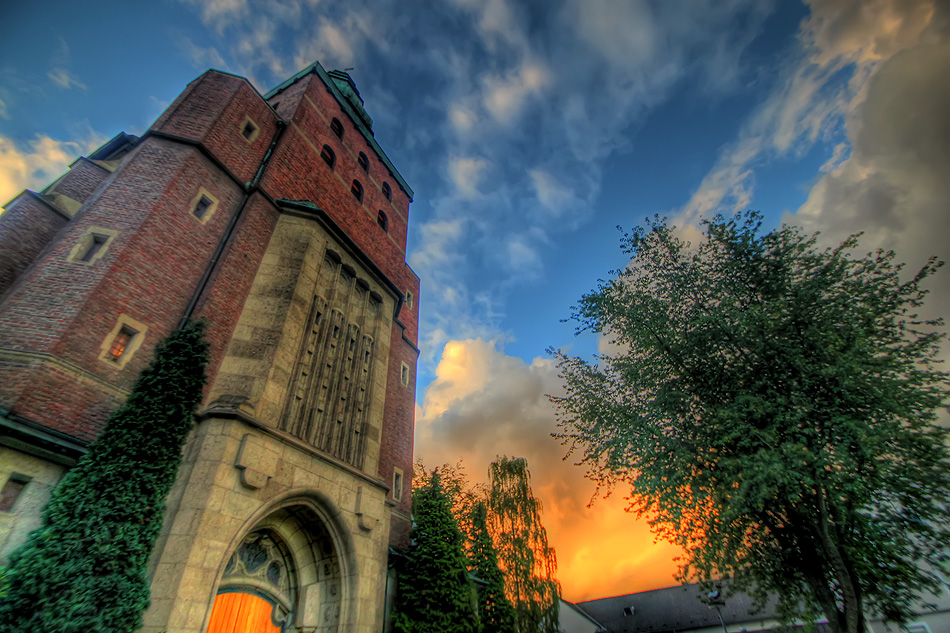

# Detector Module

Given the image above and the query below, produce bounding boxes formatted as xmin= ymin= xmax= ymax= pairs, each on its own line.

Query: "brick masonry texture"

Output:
xmin=50 ymin=158 xmax=110 ymax=203
xmin=0 ymin=195 xmax=69 ymax=297
xmin=0 ymin=65 xmax=419 ymax=552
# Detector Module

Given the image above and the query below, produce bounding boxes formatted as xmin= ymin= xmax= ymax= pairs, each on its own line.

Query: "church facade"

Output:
xmin=0 ymin=61 xmax=419 ymax=633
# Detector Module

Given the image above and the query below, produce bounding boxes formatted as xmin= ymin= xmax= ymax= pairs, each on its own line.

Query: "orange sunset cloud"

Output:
xmin=414 ymin=338 xmax=682 ymax=602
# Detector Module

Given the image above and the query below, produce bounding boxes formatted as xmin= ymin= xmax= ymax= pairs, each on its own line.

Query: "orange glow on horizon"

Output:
xmin=416 ymin=338 xmax=685 ymax=602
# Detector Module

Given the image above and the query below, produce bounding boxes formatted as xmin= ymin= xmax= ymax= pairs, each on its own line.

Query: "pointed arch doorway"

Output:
xmin=205 ymin=503 xmax=346 ymax=633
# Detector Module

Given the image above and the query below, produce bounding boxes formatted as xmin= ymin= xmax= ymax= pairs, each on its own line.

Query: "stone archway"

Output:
xmin=206 ymin=503 xmax=347 ymax=633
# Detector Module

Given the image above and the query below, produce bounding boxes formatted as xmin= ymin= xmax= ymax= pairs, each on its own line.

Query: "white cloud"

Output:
xmin=566 ymin=0 xmax=657 ymax=67
xmin=0 ymin=133 xmax=104 ymax=206
xmin=179 ymin=36 xmax=229 ymax=70
xmin=315 ymin=18 xmax=354 ymax=67
xmin=47 ymin=68 xmax=87 ymax=91
xmin=790 ymin=31 xmax=950 ymax=360
xmin=674 ymin=0 xmax=940 ymax=236
xmin=506 ymin=238 xmax=542 ymax=277
xmin=447 ymin=156 xmax=488 ymax=198
xmin=481 ymin=62 xmax=549 ymax=124
xmin=529 ymin=169 xmax=581 ymax=217
xmin=448 ymin=104 xmax=477 ymax=133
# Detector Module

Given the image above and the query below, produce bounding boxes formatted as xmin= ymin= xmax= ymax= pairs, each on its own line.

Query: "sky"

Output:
xmin=2 ymin=0 xmax=948 ymax=602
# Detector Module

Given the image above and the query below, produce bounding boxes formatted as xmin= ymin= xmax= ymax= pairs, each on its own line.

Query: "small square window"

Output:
xmin=99 ymin=314 xmax=148 ymax=369
xmin=80 ymin=233 xmax=108 ymax=262
xmin=68 ymin=227 xmax=117 ymax=265
xmin=192 ymin=195 xmax=213 ymax=221
xmin=0 ymin=474 xmax=32 ymax=512
xmin=400 ymin=362 xmax=410 ymax=387
xmin=240 ymin=117 xmax=260 ymax=143
xmin=189 ymin=188 xmax=219 ymax=225
xmin=108 ymin=325 xmax=137 ymax=362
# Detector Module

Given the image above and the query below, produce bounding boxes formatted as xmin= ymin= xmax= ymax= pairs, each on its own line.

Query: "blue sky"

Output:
xmin=2 ymin=0 xmax=948 ymax=600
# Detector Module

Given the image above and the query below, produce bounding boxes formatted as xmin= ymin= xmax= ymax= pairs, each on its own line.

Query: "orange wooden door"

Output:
xmin=205 ymin=592 xmax=281 ymax=633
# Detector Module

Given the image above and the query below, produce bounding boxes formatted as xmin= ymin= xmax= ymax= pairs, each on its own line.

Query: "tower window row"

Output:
xmin=321 ymin=118 xmax=394 ymax=203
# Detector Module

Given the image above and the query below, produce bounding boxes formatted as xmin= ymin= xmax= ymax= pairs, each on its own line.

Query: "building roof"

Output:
xmin=577 ymin=584 xmax=775 ymax=633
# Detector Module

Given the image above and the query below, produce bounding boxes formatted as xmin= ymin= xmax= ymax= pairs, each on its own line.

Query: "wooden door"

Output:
xmin=205 ymin=592 xmax=281 ymax=633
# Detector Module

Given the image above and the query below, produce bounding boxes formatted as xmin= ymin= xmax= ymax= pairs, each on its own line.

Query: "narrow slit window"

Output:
xmin=405 ymin=290 xmax=413 ymax=309
xmin=192 ymin=194 xmax=213 ymax=221
xmin=80 ymin=233 xmax=109 ymax=263
xmin=330 ymin=117 xmax=344 ymax=139
xmin=377 ymin=210 xmax=388 ymax=232
xmin=401 ymin=362 xmax=410 ymax=387
xmin=321 ymin=145 xmax=336 ymax=169
xmin=381 ymin=182 xmax=392 ymax=201
xmin=358 ymin=152 xmax=369 ymax=172
xmin=393 ymin=469 xmax=404 ymax=502
xmin=0 ymin=474 xmax=32 ymax=512
xmin=351 ymin=180 xmax=363 ymax=202
xmin=108 ymin=325 xmax=138 ymax=362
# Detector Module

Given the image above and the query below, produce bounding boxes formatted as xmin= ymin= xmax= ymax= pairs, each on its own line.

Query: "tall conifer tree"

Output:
xmin=469 ymin=500 xmax=517 ymax=633
xmin=0 ymin=320 xmax=210 ymax=633
xmin=392 ymin=471 xmax=480 ymax=633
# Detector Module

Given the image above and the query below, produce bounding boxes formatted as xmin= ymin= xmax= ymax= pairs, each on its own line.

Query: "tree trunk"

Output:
xmin=816 ymin=487 xmax=865 ymax=633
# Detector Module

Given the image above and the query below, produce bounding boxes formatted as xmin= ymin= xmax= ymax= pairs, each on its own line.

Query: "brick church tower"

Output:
xmin=0 ymin=61 xmax=418 ymax=633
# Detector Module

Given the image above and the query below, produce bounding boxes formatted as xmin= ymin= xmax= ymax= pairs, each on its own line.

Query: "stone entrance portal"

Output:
xmin=206 ymin=503 xmax=345 ymax=633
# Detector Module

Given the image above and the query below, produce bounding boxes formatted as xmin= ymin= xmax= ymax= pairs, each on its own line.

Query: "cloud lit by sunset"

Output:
xmin=415 ymin=338 xmax=683 ymax=601
xmin=3 ymin=0 xmax=948 ymax=605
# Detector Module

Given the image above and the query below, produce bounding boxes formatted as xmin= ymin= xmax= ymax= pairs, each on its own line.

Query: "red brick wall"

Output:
xmin=193 ymin=192 xmax=280 ymax=384
xmin=154 ymin=71 xmax=279 ymax=187
xmin=0 ymin=194 xmax=69 ymax=299
xmin=50 ymin=158 xmax=110 ymax=203
xmin=0 ymin=137 xmax=246 ymax=440
xmin=0 ymin=67 xmax=421 ymax=533
xmin=377 ymin=323 xmax=419 ymax=548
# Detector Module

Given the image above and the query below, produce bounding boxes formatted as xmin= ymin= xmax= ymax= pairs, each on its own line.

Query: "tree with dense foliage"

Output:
xmin=414 ymin=459 xmax=481 ymax=537
xmin=469 ymin=500 xmax=517 ymax=633
xmin=0 ymin=320 xmax=210 ymax=633
xmin=486 ymin=456 xmax=560 ymax=633
xmin=552 ymin=211 xmax=950 ymax=633
xmin=392 ymin=470 xmax=480 ymax=633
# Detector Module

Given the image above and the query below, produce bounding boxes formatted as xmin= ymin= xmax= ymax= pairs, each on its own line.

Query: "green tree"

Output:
xmin=0 ymin=320 xmax=210 ymax=633
xmin=469 ymin=500 xmax=517 ymax=633
xmin=552 ymin=212 xmax=950 ymax=633
xmin=486 ymin=456 xmax=560 ymax=633
xmin=392 ymin=470 xmax=480 ymax=633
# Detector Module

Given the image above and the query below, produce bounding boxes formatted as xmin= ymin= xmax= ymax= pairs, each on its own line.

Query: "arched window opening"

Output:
xmin=351 ymin=180 xmax=364 ymax=202
xmin=381 ymin=182 xmax=392 ymax=201
xmin=358 ymin=152 xmax=369 ymax=172
xmin=330 ymin=117 xmax=344 ymax=139
xmin=321 ymin=145 xmax=335 ymax=169
xmin=377 ymin=210 xmax=388 ymax=232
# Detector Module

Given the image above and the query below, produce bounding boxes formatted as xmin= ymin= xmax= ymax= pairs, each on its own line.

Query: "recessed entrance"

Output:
xmin=205 ymin=504 xmax=344 ymax=632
